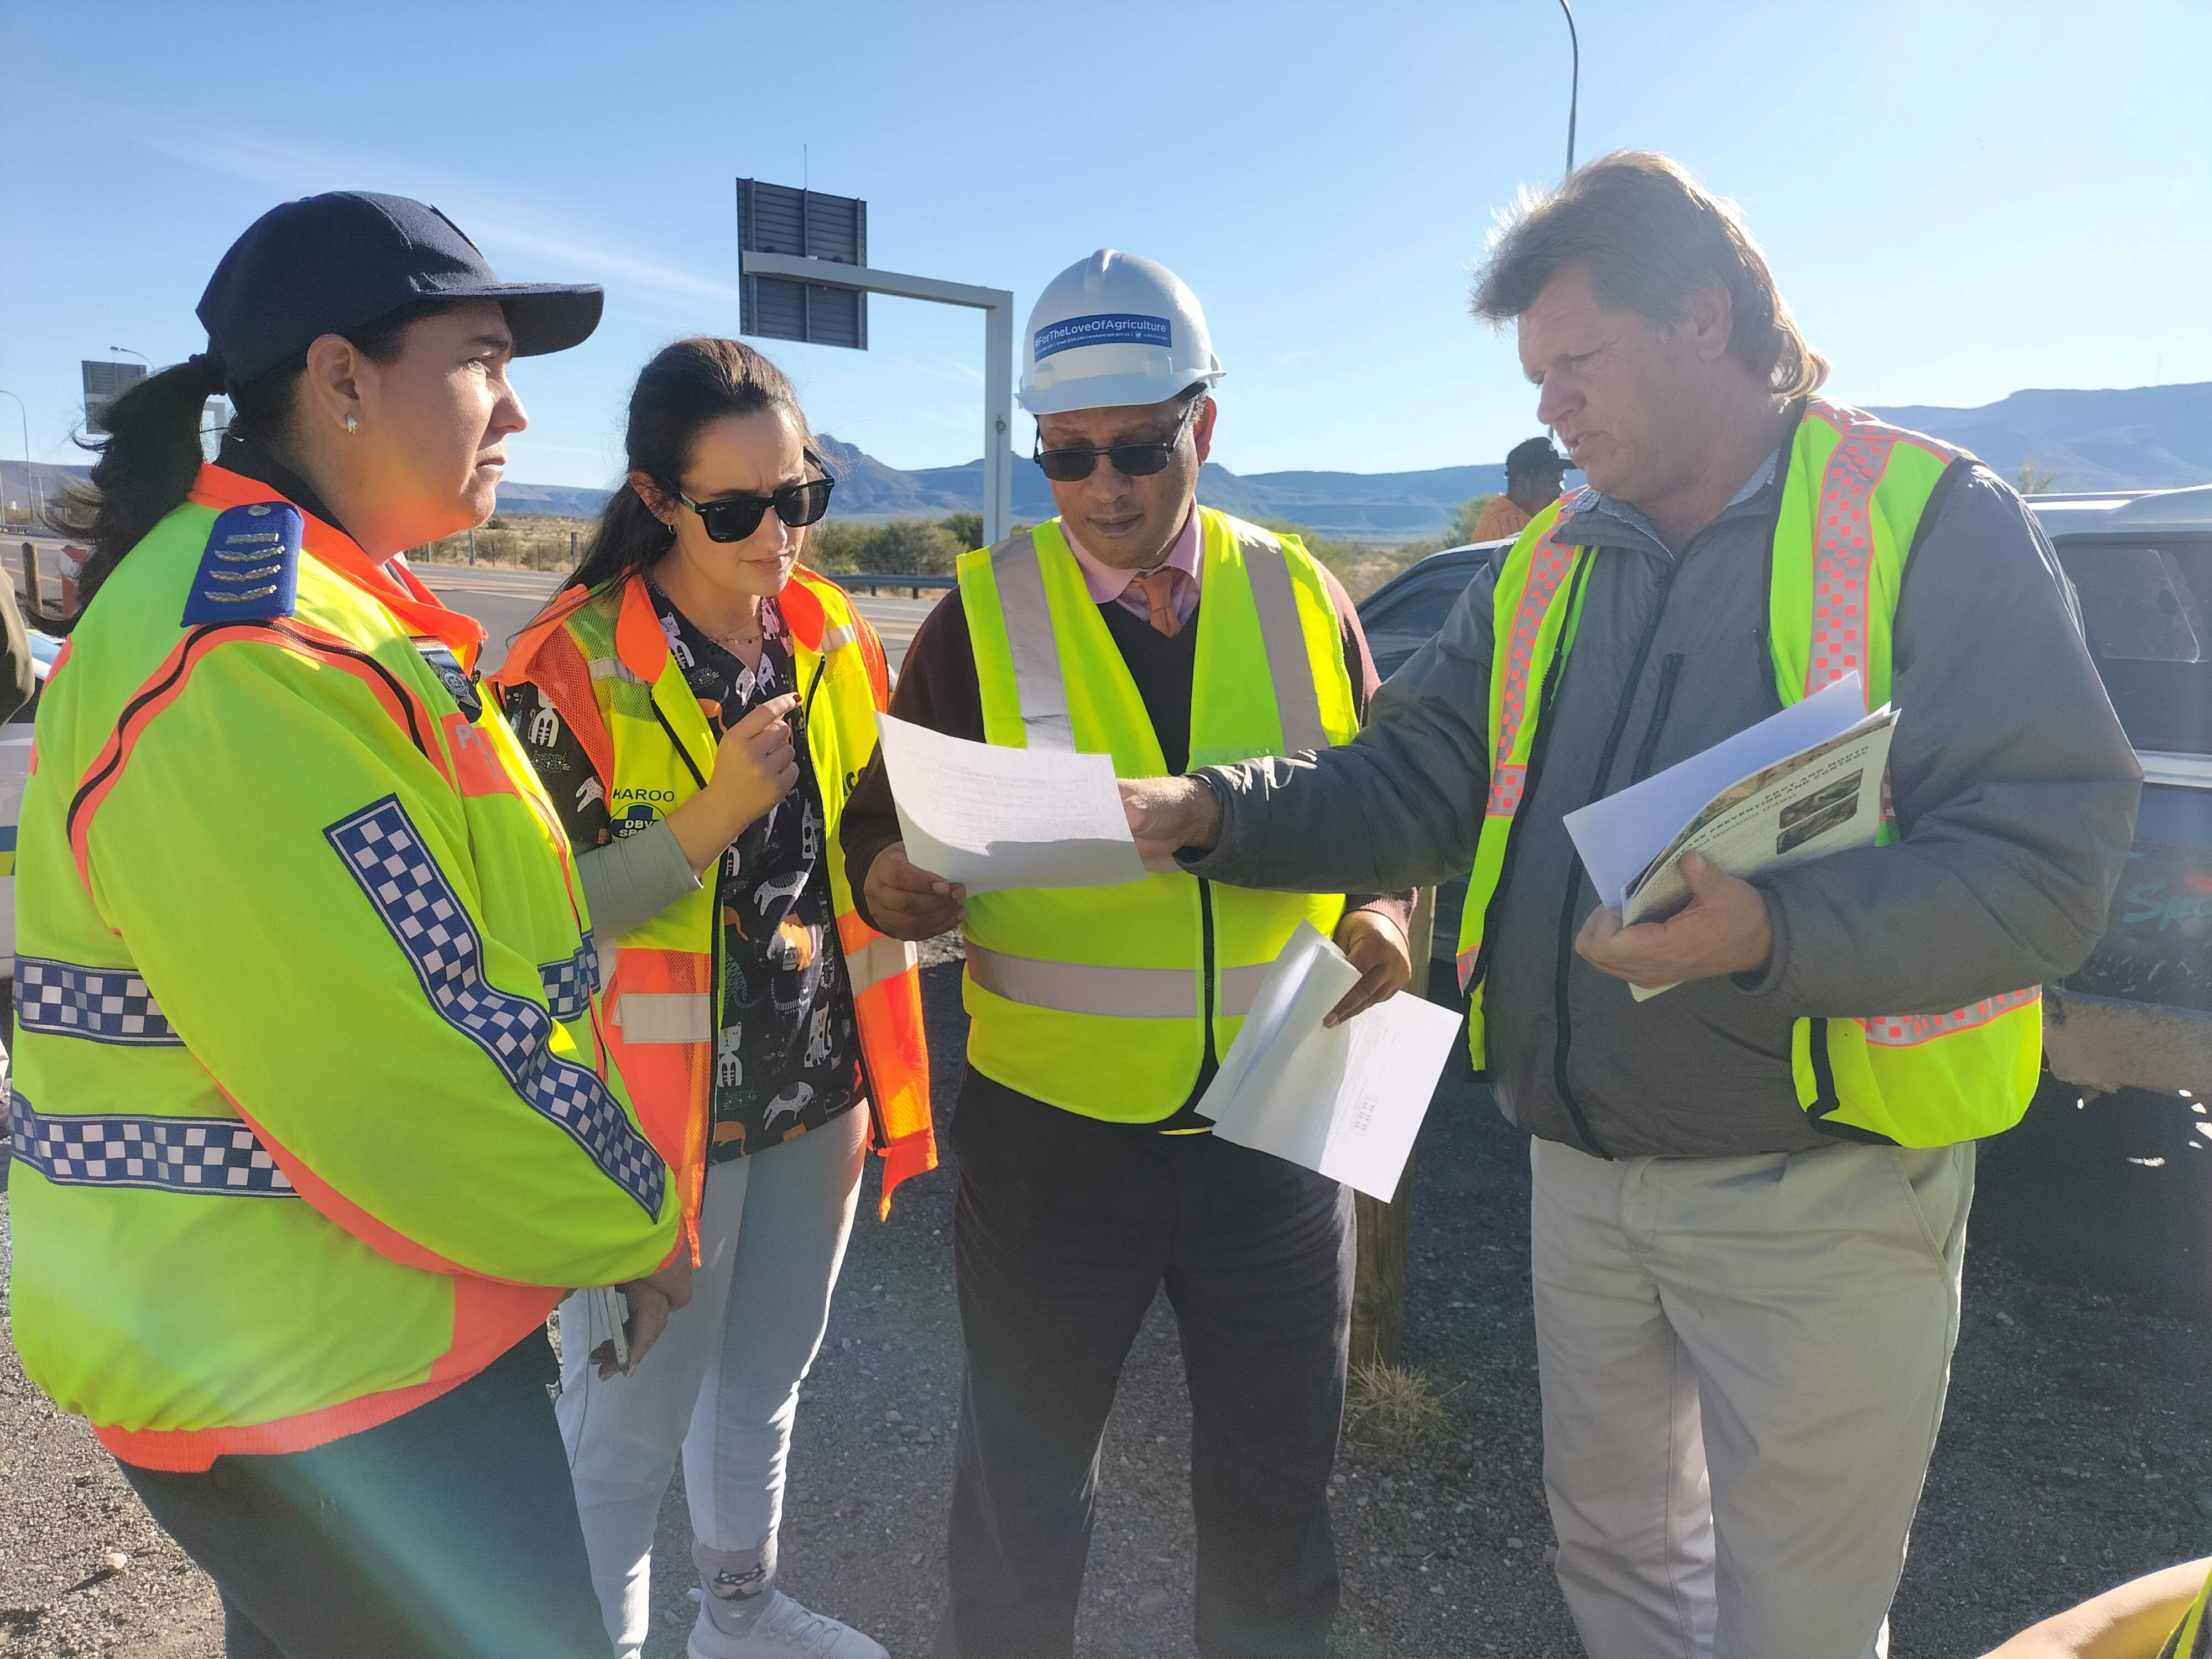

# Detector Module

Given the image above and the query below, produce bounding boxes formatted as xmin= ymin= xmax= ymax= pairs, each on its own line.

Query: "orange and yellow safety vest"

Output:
xmin=494 ymin=568 xmax=935 ymax=1234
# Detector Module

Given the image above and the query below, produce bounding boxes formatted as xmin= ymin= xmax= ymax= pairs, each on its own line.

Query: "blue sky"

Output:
xmin=3 ymin=0 xmax=2208 ymax=492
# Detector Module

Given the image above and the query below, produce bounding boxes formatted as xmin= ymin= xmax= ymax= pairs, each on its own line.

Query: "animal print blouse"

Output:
xmin=512 ymin=575 xmax=863 ymax=1163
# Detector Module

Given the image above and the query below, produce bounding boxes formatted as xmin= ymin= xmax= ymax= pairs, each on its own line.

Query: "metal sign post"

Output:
xmin=82 ymin=360 xmax=148 ymax=436
xmin=737 ymin=180 xmax=1015 ymax=547
xmin=740 ymin=251 xmax=1015 ymax=547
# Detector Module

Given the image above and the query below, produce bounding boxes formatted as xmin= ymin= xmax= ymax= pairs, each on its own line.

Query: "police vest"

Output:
xmin=10 ymin=465 xmax=677 ymax=1470
xmin=957 ymin=509 xmax=1359 ymax=1120
xmin=494 ymin=568 xmax=935 ymax=1234
xmin=1455 ymin=399 xmax=2041 ymax=1147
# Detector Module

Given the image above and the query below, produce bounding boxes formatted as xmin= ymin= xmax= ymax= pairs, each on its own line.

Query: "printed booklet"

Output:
xmin=1563 ymin=674 xmax=1897 ymax=1000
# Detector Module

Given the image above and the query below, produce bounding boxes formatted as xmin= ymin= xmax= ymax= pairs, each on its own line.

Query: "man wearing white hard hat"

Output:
xmin=841 ymin=250 xmax=1413 ymax=1657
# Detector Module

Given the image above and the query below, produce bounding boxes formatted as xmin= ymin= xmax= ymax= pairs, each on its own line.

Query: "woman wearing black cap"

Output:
xmin=15 ymin=191 xmax=687 ymax=1658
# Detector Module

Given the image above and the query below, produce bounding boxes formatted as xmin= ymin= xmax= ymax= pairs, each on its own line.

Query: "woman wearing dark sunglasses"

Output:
xmin=493 ymin=336 xmax=935 ymax=1659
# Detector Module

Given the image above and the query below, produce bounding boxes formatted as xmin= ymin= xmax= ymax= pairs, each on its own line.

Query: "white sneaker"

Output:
xmin=687 ymin=1590 xmax=890 ymax=1659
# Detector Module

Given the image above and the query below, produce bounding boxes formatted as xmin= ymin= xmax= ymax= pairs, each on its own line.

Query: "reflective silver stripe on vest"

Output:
xmin=820 ymin=622 xmax=861 ymax=655
xmin=613 ymin=993 xmax=714 ymax=1044
xmin=966 ymin=942 xmax=1270 ymax=1020
xmin=1215 ymin=964 xmax=1272 ymax=1019
xmin=992 ymin=535 xmax=1077 ymax=751
xmin=845 ymin=932 xmax=916 ymax=998
xmin=587 ymin=655 xmax=646 ymax=685
xmin=1240 ymin=533 xmax=1331 ymax=754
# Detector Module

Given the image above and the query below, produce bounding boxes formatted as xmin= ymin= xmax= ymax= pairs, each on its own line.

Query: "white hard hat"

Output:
xmin=1018 ymin=249 xmax=1224 ymax=415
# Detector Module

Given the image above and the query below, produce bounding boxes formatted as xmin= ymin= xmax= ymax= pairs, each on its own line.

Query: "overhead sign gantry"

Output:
xmin=736 ymin=179 xmax=1014 ymax=547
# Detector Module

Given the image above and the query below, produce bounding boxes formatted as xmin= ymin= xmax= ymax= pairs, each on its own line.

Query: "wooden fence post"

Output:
xmin=1349 ymin=885 xmax=1437 ymax=1370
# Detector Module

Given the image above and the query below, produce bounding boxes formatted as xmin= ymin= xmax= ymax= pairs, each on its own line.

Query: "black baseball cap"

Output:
xmin=195 ymin=191 xmax=603 ymax=392
xmin=1506 ymin=436 xmax=1570 ymax=479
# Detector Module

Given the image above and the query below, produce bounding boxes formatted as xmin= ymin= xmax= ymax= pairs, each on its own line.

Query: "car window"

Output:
xmin=1362 ymin=566 xmax=1484 ymax=680
xmin=2069 ymin=547 xmax=2208 ymax=662
xmin=2056 ymin=538 xmax=2212 ymax=754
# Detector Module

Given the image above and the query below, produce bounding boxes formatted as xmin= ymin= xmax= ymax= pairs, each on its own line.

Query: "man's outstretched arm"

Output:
xmin=1126 ymin=564 xmax=1500 ymax=896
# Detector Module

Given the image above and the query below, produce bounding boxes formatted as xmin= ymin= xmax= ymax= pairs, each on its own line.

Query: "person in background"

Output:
xmin=1470 ymin=435 xmax=1571 ymax=541
xmin=843 ymin=249 xmax=1413 ymax=1659
xmin=0 ymin=527 xmax=34 ymax=1108
xmin=1982 ymin=1558 xmax=2211 ymax=1658
xmin=494 ymin=336 xmax=933 ymax=1659
xmin=0 ymin=559 xmax=34 ymax=722
xmin=12 ymin=191 xmax=684 ymax=1658
xmin=1121 ymin=152 xmax=2141 ymax=1658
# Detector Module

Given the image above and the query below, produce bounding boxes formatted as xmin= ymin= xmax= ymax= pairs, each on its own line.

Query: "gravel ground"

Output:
xmin=5 ymin=950 xmax=2211 ymax=1657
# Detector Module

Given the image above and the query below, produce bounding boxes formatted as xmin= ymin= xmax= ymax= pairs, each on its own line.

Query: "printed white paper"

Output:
xmin=1195 ymin=922 xmax=1464 ymax=1202
xmin=875 ymin=712 xmax=1148 ymax=895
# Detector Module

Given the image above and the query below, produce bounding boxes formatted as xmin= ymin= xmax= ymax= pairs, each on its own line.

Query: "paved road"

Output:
xmin=406 ymin=563 xmax=937 ymax=673
xmin=3 ymin=538 xmax=937 ymax=671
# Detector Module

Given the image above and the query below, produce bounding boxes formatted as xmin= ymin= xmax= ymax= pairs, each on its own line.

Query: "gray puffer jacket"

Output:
xmin=1190 ymin=432 xmax=2142 ymax=1159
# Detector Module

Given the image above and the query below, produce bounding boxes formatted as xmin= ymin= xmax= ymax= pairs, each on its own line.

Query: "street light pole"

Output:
xmin=739 ymin=251 xmax=1017 ymax=546
xmin=1558 ymin=0 xmax=1580 ymax=181
xmin=0 ymin=389 xmax=39 ymax=527
xmin=109 ymin=346 xmax=152 ymax=368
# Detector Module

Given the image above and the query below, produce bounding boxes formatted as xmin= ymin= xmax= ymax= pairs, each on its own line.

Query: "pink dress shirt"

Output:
xmin=1062 ymin=508 xmax=1202 ymax=629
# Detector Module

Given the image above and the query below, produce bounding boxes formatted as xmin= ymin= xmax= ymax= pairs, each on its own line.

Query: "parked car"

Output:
xmin=1352 ymin=483 xmax=2212 ymax=1102
xmin=0 ymin=630 xmax=62 ymax=978
xmin=2027 ymin=486 xmax=2212 ymax=1097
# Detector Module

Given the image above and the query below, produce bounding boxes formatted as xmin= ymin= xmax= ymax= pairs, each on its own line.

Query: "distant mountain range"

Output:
xmin=7 ymin=382 xmax=2207 ymax=544
xmin=481 ymin=436 xmax=1514 ymax=536
xmin=1864 ymin=384 xmax=2212 ymax=492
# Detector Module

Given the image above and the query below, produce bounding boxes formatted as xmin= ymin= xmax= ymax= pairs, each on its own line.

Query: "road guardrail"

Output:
xmin=837 ymin=573 xmax=957 ymax=598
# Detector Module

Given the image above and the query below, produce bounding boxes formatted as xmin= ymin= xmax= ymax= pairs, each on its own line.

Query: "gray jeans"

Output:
xmin=556 ymin=1102 xmax=868 ymax=1657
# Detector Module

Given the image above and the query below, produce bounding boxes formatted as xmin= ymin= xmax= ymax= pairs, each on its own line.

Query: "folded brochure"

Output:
xmin=1562 ymin=674 xmax=1897 ymax=1000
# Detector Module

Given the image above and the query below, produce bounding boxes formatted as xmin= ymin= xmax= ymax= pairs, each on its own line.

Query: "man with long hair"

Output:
xmin=1123 ymin=153 xmax=2141 ymax=1657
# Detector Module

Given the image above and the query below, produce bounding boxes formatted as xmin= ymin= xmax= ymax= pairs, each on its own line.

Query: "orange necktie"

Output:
xmin=1129 ymin=567 xmax=1183 ymax=639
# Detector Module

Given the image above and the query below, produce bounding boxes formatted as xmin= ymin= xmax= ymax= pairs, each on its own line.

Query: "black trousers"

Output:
xmin=946 ymin=1075 xmax=1355 ymax=1659
xmin=121 ymin=1333 xmax=612 ymax=1659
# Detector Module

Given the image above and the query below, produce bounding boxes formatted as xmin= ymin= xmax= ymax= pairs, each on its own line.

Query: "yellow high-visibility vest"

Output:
xmin=957 ymin=508 xmax=1359 ymax=1120
xmin=11 ymin=463 xmax=677 ymax=1471
xmin=2159 ymin=1562 xmax=2211 ymax=1658
xmin=1456 ymin=399 xmax=2041 ymax=1147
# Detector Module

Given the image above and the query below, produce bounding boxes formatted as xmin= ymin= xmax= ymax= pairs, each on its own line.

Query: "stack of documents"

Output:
xmin=1196 ymin=923 xmax=1464 ymax=1202
xmin=873 ymin=716 xmax=1462 ymax=1198
xmin=1563 ymin=674 xmax=1898 ymax=1000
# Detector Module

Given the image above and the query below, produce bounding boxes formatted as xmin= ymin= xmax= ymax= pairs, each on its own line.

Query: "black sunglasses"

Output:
xmin=670 ymin=456 xmax=836 ymax=543
xmin=1032 ymin=402 xmax=1198 ymax=483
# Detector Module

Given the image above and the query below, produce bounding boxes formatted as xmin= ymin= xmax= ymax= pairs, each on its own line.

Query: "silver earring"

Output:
xmin=345 ymin=416 xmax=360 ymax=434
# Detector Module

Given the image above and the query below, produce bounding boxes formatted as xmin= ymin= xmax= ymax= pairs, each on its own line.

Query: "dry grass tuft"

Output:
xmin=1346 ymin=1360 xmax=1456 ymax=1450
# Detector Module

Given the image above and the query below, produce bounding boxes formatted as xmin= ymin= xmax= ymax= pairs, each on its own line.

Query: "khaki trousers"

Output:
xmin=1530 ymin=1134 xmax=1973 ymax=1659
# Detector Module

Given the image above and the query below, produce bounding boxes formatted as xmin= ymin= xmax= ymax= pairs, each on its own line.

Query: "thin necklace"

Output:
xmin=702 ymin=599 xmax=768 ymax=659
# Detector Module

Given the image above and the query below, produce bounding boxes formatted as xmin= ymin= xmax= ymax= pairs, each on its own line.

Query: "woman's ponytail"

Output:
xmin=44 ymin=353 xmax=227 ymax=630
